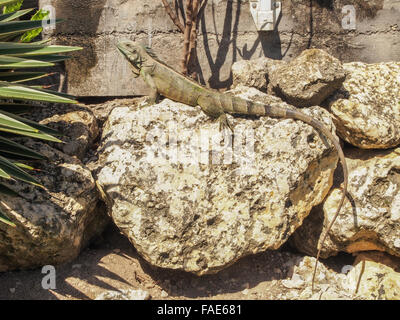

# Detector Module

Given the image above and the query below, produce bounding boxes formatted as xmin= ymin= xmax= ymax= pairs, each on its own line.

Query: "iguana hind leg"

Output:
xmin=218 ymin=113 xmax=233 ymax=133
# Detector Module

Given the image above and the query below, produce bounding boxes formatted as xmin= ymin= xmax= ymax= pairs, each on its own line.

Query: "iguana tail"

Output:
xmin=229 ymin=97 xmax=348 ymax=291
xmin=280 ymin=106 xmax=348 ymax=292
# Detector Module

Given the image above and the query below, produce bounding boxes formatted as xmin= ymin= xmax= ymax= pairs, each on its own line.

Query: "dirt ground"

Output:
xmin=0 ymin=222 xmax=355 ymax=300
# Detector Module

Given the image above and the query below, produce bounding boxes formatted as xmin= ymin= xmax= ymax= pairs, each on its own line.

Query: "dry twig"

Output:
xmin=161 ymin=0 xmax=207 ymax=77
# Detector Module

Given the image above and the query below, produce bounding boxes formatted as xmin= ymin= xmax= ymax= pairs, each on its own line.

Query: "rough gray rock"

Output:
xmin=47 ymin=110 xmax=98 ymax=160
xmin=292 ymin=147 xmax=400 ymax=259
xmin=0 ymin=142 xmax=108 ymax=272
xmin=268 ymin=49 xmax=346 ymax=107
xmin=231 ymin=58 xmax=286 ymax=92
xmin=327 ymin=62 xmax=400 ymax=149
xmin=95 ymin=92 xmax=340 ymax=275
xmin=27 ymin=104 xmax=99 ymax=160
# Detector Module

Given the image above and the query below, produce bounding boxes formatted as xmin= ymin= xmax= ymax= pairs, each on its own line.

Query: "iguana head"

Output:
xmin=117 ymin=40 xmax=147 ymax=77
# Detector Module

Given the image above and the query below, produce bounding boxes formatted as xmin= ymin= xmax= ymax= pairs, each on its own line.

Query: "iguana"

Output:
xmin=117 ymin=40 xmax=348 ymax=291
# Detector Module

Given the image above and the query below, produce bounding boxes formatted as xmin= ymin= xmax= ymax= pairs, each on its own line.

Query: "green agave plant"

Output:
xmin=0 ymin=0 xmax=82 ymax=226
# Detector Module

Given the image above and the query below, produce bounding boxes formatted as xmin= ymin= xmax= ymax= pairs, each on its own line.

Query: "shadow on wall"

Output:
xmin=22 ymin=0 xmax=107 ymax=94
xmin=44 ymin=0 xmax=107 ymax=92
xmin=200 ymin=0 xmax=283 ymax=89
xmin=198 ymin=0 xmax=386 ymax=89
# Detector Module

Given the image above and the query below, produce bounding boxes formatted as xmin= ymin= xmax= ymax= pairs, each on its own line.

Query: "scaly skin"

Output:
xmin=117 ymin=40 xmax=348 ymax=291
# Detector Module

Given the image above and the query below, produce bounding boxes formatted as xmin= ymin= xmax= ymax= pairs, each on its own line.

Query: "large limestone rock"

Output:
xmin=228 ymin=85 xmax=296 ymax=109
xmin=231 ymin=58 xmax=286 ymax=93
xmin=95 ymin=92 xmax=340 ymax=275
xmin=0 ymin=142 xmax=108 ymax=272
xmin=327 ymin=62 xmax=400 ymax=149
xmin=292 ymin=147 xmax=400 ymax=259
xmin=268 ymin=49 xmax=346 ymax=107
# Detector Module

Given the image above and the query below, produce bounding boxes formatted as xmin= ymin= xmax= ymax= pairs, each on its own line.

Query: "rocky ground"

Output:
xmin=0 ymin=222 xmax=357 ymax=300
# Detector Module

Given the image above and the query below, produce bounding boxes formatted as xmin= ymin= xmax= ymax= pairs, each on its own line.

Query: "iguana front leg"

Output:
xmin=142 ymin=72 xmax=160 ymax=106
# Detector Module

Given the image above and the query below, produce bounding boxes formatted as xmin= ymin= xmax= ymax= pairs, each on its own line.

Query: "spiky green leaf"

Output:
xmin=0 ymin=19 xmax=61 ymax=39
xmin=0 ymin=0 xmax=20 ymax=9
xmin=0 ymin=81 xmax=77 ymax=104
xmin=0 ymin=110 xmax=61 ymax=136
xmin=13 ymin=162 xmax=36 ymax=171
xmin=15 ymin=54 xmax=71 ymax=63
xmin=0 ymin=111 xmax=39 ymax=133
xmin=0 ymin=8 xmax=33 ymax=22
xmin=0 ymin=55 xmax=54 ymax=68
xmin=0 ymin=154 xmax=42 ymax=187
xmin=30 ymin=86 xmax=77 ymax=100
xmin=0 ymin=42 xmax=82 ymax=56
xmin=0 ymin=136 xmax=47 ymax=159
xmin=0 ymin=166 xmax=10 ymax=179
xmin=0 ymin=125 xmax=62 ymax=142
xmin=0 ymin=71 xmax=49 ymax=83
xmin=0 ymin=208 xmax=16 ymax=227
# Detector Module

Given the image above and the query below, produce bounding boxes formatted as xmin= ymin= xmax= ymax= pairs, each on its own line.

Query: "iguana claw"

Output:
xmin=218 ymin=113 xmax=233 ymax=134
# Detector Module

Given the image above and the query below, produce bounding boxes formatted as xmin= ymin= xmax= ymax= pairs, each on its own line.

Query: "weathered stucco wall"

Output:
xmin=35 ymin=0 xmax=400 ymax=96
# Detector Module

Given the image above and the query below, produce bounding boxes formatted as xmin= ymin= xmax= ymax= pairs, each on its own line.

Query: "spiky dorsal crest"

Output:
xmin=141 ymin=44 xmax=202 ymax=87
xmin=145 ymin=46 xmax=159 ymax=60
xmin=143 ymin=45 xmax=181 ymax=73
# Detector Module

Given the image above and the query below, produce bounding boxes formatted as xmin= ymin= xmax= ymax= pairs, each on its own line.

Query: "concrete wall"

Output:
xmin=35 ymin=0 xmax=400 ymax=97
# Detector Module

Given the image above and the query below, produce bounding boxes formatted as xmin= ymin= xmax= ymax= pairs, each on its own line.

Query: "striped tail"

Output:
xmin=280 ymin=107 xmax=348 ymax=292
